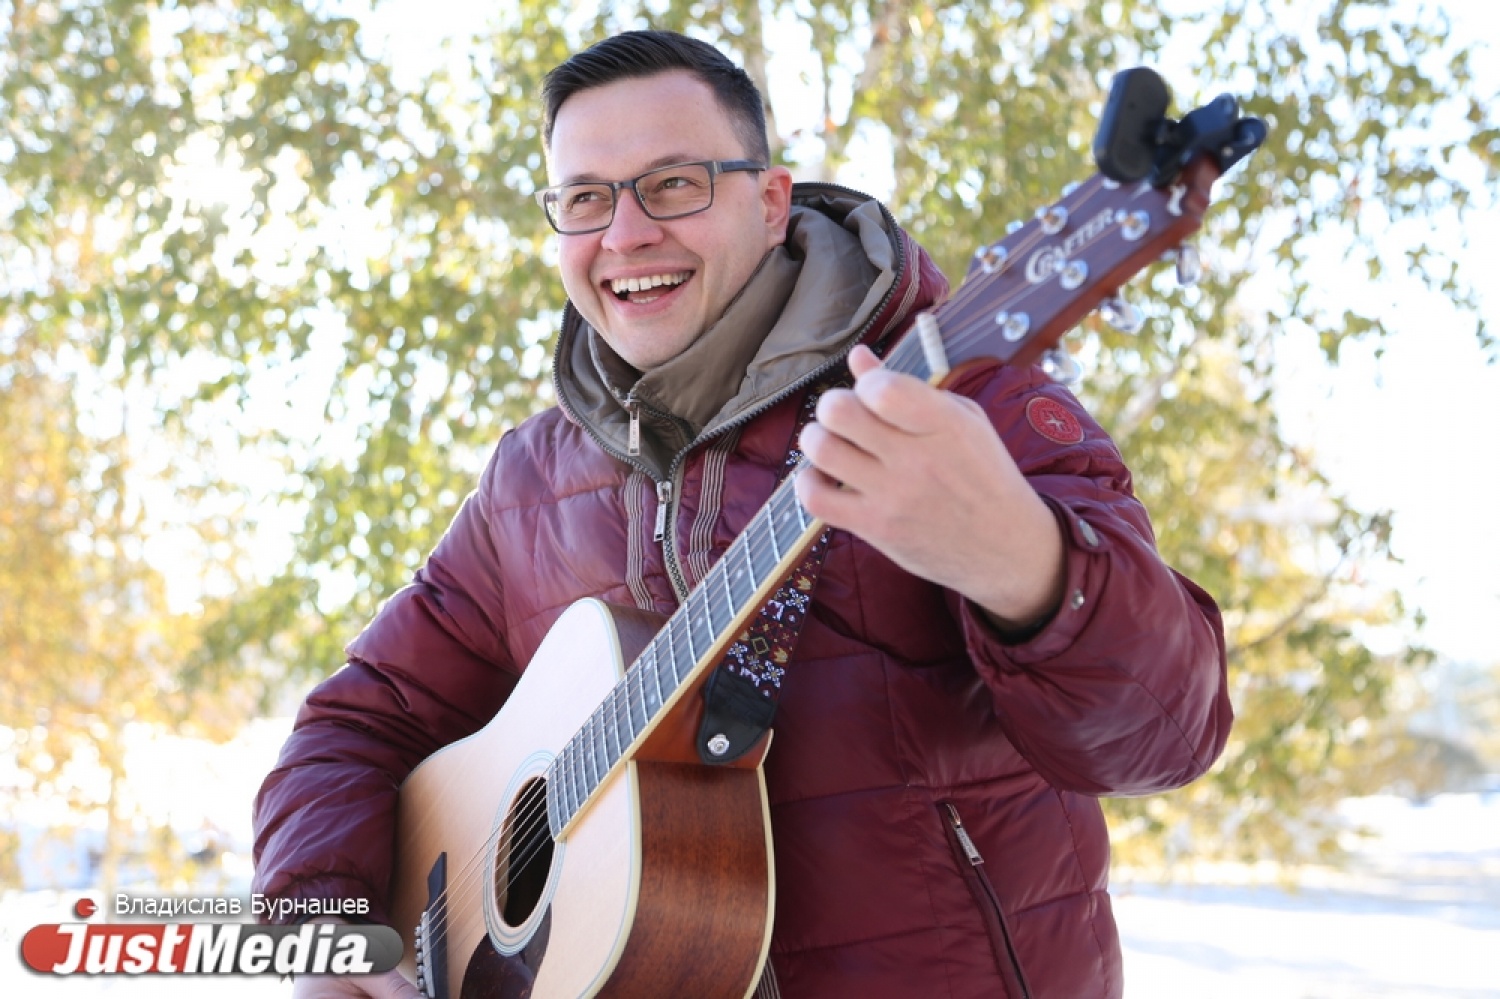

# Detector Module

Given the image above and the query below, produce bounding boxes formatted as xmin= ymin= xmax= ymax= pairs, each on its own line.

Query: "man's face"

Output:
xmin=547 ymin=71 xmax=793 ymax=371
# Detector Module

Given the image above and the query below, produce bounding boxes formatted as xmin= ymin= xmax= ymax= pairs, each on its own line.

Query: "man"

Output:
xmin=254 ymin=29 xmax=1232 ymax=999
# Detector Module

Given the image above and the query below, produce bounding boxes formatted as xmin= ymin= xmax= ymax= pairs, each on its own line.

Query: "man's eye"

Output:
xmin=649 ymin=173 xmax=703 ymax=194
xmin=564 ymin=189 xmax=606 ymax=209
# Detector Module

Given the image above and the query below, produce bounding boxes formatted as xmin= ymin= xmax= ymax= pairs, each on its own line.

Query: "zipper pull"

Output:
xmin=944 ymin=803 xmax=984 ymax=866
xmin=626 ymin=400 xmax=642 ymax=457
xmin=653 ymin=480 xmax=672 ymax=543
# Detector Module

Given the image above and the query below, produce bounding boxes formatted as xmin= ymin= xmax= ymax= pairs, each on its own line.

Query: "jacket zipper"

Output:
xmin=941 ymin=802 xmax=1032 ymax=999
xmin=551 ymin=183 xmax=911 ymax=606
xmin=652 ymin=480 xmax=671 ymax=543
xmin=626 ymin=399 xmax=642 ymax=457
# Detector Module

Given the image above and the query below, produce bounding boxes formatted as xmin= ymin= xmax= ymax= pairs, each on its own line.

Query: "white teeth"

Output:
xmin=610 ymin=272 xmax=690 ymax=295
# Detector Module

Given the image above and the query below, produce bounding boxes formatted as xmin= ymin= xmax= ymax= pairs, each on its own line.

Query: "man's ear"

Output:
xmin=761 ymin=166 xmax=795 ymax=244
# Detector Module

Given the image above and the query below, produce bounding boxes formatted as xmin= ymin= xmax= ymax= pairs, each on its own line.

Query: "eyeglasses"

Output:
xmin=536 ymin=159 xmax=765 ymax=235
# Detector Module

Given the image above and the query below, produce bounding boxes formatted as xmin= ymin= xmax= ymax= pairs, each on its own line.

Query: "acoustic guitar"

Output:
xmin=389 ymin=70 xmax=1265 ymax=999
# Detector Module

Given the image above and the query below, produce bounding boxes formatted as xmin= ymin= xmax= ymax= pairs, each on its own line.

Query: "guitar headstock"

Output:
xmin=914 ymin=70 xmax=1266 ymax=384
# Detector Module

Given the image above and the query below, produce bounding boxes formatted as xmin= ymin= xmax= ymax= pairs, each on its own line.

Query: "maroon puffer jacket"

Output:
xmin=253 ymin=193 xmax=1231 ymax=998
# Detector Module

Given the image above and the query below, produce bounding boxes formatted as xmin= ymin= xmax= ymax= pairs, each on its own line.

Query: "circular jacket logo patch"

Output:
xmin=1025 ymin=396 xmax=1085 ymax=444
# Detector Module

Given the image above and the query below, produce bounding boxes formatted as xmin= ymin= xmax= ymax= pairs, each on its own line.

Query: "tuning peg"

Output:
xmin=1040 ymin=347 xmax=1083 ymax=386
xmin=1174 ymin=243 xmax=1203 ymax=286
xmin=1099 ymin=294 xmax=1144 ymax=335
xmin=972 ymin=243 xmax=1009 ymax=274
xmin=1036 ymin=203 xmax=1069 ymax=234
xmin=1120 ymin=209 xmax=1151 ymax=241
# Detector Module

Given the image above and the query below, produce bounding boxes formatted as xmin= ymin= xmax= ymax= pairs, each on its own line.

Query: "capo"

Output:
xmin=1094 ymin=67 xmax=1268 ymax=187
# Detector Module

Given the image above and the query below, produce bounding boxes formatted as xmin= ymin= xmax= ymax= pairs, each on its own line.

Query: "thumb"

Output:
xmin=380 ymin=971 xmax=426 ymax=999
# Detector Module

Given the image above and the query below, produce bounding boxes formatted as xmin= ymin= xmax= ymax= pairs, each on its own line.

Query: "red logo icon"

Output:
xmin=72 ymin=898 xmax=97 ymax=920
xmin=1025 ymin=397 xmax=1085 ymax=445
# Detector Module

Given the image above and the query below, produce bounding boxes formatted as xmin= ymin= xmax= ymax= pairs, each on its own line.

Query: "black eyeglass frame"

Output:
xmin=535 ymin=159 xmax=766 ymax=235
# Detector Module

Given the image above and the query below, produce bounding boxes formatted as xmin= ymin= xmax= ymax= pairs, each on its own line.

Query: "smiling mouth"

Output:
xmin=609 ymin=271 xmax=692 ymax=302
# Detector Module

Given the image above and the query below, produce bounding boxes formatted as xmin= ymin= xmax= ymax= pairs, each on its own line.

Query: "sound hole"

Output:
xmin=498 ymin=776 xmax=555 ymax=927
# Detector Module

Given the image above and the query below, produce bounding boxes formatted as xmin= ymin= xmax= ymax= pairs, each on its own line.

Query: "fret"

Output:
xmin=603 ymin=688 xmax=624 ymax=764
xmin=561 ymin=744 xmax=581 ymax=823
xmin=579 ymin=716 xmax=599 ymax=796
xmin=712 ymin=559 xmax=739 ymax=627
xmin=587 ymin=709 xmax=609 ymax=788
xmin=686 ymin=591 xmax=713 ymax=664
xmin=666 ymin=617 xmax=690 ymax=682
xmin=746 ymin=509 xmax=777 ymax=581
xmin=792 ymin=491 xmax=812 ymax=532
xmin=645 ymin=640 xmax=665 ymax=716
xmin=569 ymin=727 xmax=586 ymax=797
xmin=574 ymin=740 xmax=590 ymax=810
xmin=766 ymin=504 xmax=783 ymax=562
xmin=546 ymin=766 xmax=564 ymax=836
xmin=728 ymin=539 xmax=756 ymax=606
xmin=677 ymin=605 xmax=698 ymax=661
xmin=702 ymin=566 xmax=729 ymax=633
xmin=770 ymin=491 xmax=801 ymax=557
xmin=623 ymin=668 xmax=644 ymax=738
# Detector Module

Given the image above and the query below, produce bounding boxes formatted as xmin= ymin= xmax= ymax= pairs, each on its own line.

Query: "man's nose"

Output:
xmin=600 ymin=189 xmax=665 ymax=250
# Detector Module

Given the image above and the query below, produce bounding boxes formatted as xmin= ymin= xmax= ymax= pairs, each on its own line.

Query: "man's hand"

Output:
xmin=292 ymin=967 xmax=423 ymax=998
xmin=795 ymin=345 xmax=1067 ymax=630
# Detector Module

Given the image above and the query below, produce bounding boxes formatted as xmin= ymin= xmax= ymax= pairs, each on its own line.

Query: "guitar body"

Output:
xmin=391 ymin=599 xmax=775 ymax=998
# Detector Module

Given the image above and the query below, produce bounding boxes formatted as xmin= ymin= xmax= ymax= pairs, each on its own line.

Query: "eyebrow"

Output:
xmin=560 ymin=154 xmax=708 ymax=185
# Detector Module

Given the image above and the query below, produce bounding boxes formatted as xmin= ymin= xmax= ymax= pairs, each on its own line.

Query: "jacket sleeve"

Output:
xmin=949 ymin=362 xmax=1232 ymax=797
xmin=251 ymin=446 xmax=519 ymax=923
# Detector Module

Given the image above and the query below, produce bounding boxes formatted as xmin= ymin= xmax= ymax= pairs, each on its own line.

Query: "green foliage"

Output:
xmin=3 ymin=0 xmax=1493 ymax=869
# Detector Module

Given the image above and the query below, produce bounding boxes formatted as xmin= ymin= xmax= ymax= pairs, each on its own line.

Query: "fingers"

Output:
xmin=798 ymin=413 xmax=881 ymax=491
xmin=381 ymin=971 xmax=425 ymax=999
xmin=793 ymin=460 xmax=866 ymax=527
xmin=845 ymin=345 xmax=960 ymax=436
xmin=805 ymin=346 xmax=976 ymax=471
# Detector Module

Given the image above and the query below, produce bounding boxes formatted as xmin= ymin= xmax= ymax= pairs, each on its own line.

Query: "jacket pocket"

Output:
xmin=939 ymin=801 xmax=1032 ymax=999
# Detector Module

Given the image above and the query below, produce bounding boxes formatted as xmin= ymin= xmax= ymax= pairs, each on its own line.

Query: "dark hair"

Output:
xmin=542 ymin=30 xmax=770 ymax=164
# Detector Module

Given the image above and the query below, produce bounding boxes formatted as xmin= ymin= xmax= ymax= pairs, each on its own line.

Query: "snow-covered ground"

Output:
xmin=1117 ymin=792 xmax=1500 ymax=998
xmin=4 ymin=734 xmax=1497 ymax=998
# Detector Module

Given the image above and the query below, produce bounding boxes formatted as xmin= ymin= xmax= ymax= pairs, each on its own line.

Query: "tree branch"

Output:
xmin=736 ymin=0 xmax=782 ymax=162
xmin=819 ymin=0 xmax=907 ymax=180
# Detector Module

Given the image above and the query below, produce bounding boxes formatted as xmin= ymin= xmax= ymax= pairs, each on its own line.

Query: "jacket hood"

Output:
xmin=552 ymin=185 xmax=905 ymax=477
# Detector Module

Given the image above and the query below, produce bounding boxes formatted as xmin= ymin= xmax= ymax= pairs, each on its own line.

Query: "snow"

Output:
xmin=1117 ymin=792 xmax=1500 ymax=997
xmin=4 ymin=787 xmax=1497 ymax=995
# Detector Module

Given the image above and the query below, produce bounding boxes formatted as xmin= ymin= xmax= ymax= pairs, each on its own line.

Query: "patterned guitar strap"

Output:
xmin=694 ymin=376 xmax=843 ymax=765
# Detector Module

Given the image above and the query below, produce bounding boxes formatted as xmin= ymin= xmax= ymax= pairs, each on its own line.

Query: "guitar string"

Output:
xmin=407 ymin=172 xmax=1177 ymax=959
